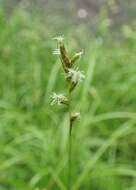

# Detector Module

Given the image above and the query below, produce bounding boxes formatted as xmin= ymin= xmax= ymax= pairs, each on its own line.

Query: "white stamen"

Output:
xmin=66 ymin=68 xmax=85 ymax=84
xmin=52 ymin=48 xmax=60 ymax=55
xmin=50 ymin=93 xmax=68 ymax=106
xmin=53 ymin=36 xmax=64 ymax=43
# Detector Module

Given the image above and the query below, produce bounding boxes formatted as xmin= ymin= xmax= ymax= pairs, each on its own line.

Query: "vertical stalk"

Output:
xmin=68 ymin=90 xmax=73 ymax=190
xmin=52 ymin=36 xmax=84 ymax=190
xmin=68 ymin=121 xmax=72 ymax=190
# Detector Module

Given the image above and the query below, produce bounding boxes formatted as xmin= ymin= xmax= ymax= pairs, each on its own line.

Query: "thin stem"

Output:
xmin=68 ymin=90 xmax=73 ymax=190
xmin=68 ymin=121 xmax=72 ymax=190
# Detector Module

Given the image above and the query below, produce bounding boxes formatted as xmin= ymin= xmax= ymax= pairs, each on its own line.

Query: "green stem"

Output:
xmin=68 ymin=90 xmax=73 ymax=190
xmin=68 ymin=121 xmax=72 ymax=190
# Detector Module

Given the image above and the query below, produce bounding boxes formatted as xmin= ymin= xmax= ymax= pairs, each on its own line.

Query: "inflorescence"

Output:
xmin=51 ymin=35 xmax=85 ymax=122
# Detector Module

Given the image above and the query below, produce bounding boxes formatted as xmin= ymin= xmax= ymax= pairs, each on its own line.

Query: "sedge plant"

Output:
xmin=51 ymin=36 xmax=85 ymax=190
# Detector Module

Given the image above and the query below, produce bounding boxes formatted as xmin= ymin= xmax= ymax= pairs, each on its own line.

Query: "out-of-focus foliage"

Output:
xmin=1 ymin=0 xmax=136 ymax=27
xmin=0 ymin=5 xmax=136 ymax=190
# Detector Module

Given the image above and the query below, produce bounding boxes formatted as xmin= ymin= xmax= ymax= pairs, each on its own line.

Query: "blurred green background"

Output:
xmin=0 ymin=0 xmax=136 ymax=190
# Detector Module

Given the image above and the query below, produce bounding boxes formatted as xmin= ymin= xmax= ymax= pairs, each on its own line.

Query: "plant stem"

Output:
xmin=68 ymin=121 xmax=72 ymax=190
xmin=68 ymin=90 xmax=73 ymax=190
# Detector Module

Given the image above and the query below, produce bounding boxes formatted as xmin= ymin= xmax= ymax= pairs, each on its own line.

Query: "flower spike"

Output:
xmin=53 ymin=36 xmax=64 ymax=44
xmin=66 ymin=68 xmax=85 ymax=84
xmin=50 ymin=93 xmax=68 ymax=106
xmin=71 ymin=50 xmax=84 ymax=64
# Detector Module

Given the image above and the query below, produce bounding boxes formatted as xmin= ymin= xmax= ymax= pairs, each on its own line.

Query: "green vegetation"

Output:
xmin=0 ymin=9 xmax=136 ymax=190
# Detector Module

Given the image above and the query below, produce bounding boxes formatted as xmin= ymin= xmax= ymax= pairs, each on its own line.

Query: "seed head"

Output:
xmin=66 ymin=68 xmax=85 ymax=84
xmin=75 ymin=50 xmax=84 ymax=58
xmin=71 ymin=50 xmax=84 ymax=64
xmin=71 ymin=112 xmax=80 ymax=121
xmin=50 ymin=93 xmax=68 ymax=106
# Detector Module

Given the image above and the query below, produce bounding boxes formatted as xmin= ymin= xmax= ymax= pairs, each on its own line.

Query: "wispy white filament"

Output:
xmin=66 ymin=68 xmax=85 ymax=84
xmin=53 ymin=36 xmax=64 ymax=43
xmin=52 ymin=48 xmax=60 ymax=55
xmin=50 ymin=93 xmax=68 ymax=105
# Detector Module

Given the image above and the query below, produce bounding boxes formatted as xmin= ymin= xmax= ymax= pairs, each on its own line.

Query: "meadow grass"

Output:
xmin=0 ymin=10 xmax=136 ymax=190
